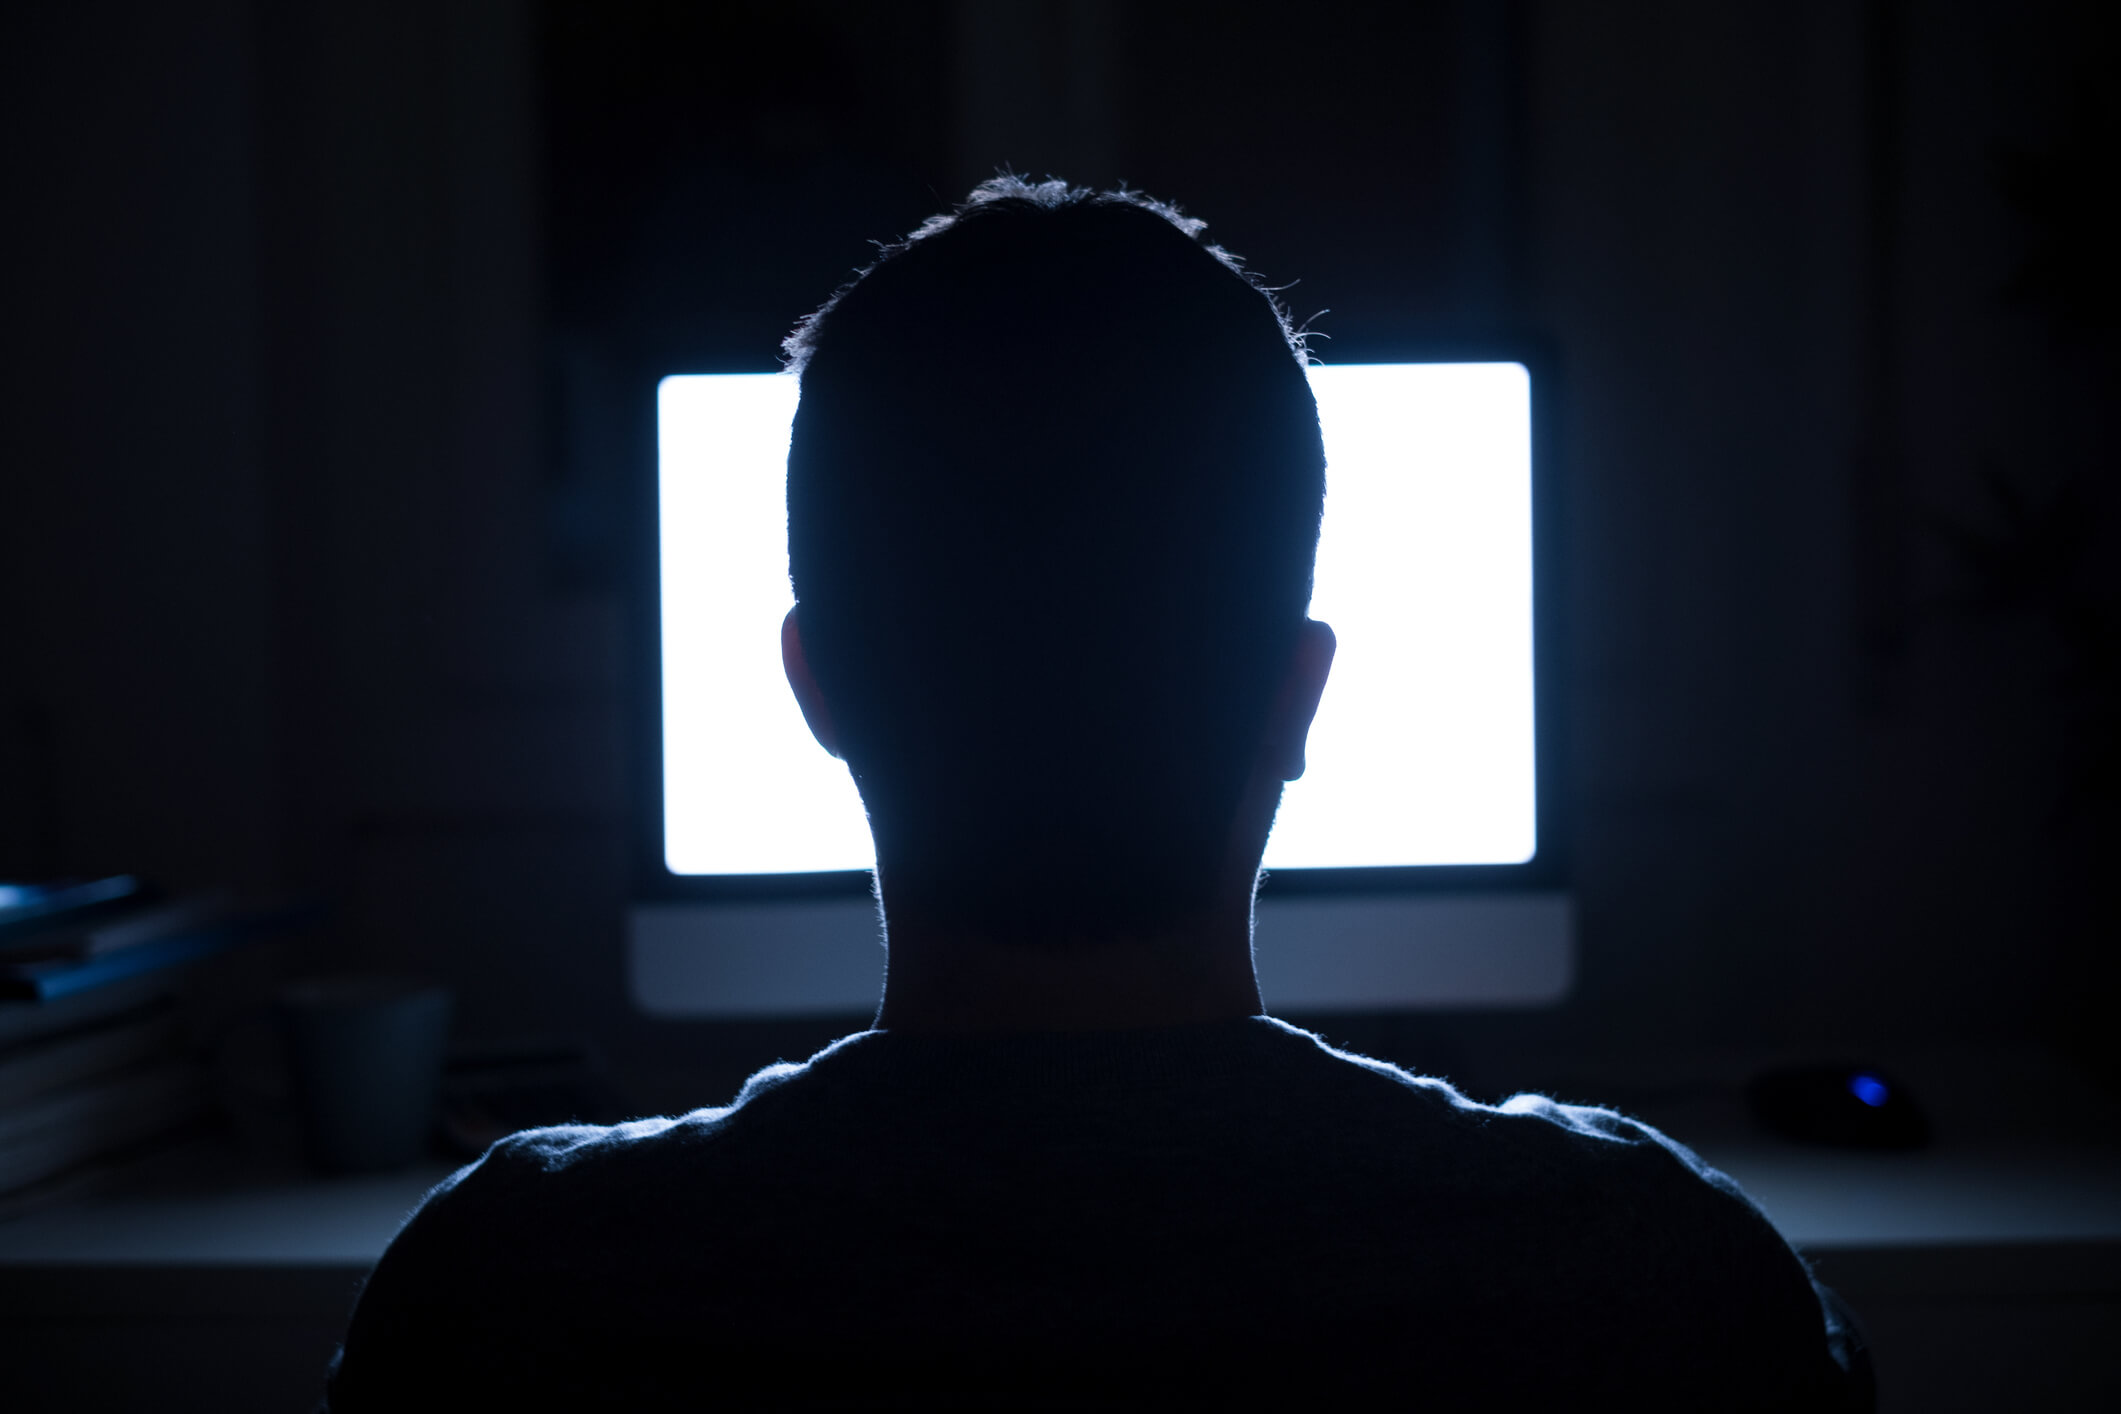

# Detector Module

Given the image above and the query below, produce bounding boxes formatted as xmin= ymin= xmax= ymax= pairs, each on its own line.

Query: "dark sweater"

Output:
xmin=324 ymin=1017 xmax=1869 ymax=1410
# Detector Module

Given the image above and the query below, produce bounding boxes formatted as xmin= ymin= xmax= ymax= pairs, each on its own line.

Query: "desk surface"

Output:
xmin=0 ymin=1149 xmax=455 ymax=1266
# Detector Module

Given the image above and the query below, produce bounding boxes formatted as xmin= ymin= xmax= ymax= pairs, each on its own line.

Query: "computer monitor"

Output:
xmin=631 ymin=359 xmax=1571 ymax=1017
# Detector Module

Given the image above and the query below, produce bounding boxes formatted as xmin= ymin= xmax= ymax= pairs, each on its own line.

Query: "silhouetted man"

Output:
xmin=324 ymin=179 xmax=1870 ymax=1410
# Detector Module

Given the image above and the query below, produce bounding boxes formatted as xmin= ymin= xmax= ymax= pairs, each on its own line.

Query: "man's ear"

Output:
xmin=781 ymin=606 xmax=843 ymax=760
xmin=1264 ymin=619 xmax=1336 ymax=782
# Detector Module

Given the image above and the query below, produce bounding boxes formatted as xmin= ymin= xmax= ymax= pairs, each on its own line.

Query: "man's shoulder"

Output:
xmin=410 ymin=1044 xmax=849 ymax=1225
xmin=1250 ymin=1017 xmax=1763 ymax=1200
xmin=325 ymin=1046 xmax=850 ymax=1404
xmin=1260 ymin=1023 xmax=1856 ymax=1398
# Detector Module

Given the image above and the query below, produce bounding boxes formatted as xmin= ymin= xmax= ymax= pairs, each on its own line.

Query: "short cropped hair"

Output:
xmin=785 ymin=177 xmax=1325 ymax=938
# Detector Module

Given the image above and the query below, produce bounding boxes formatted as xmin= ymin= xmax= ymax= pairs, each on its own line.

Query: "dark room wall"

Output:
xmin=4 ymin=0 xmax=2113 ymax=1104
xmin=4 ymin=2 xmax=277 ymax=895
xmin=246 ymin=0 xmax=624 ymax=1050
xmin=1528 ymin=0 xmax=2116 ymax=1070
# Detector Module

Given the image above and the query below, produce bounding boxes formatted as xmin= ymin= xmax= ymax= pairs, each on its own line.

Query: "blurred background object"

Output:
xmin=0 ymin=878 xmax=317 ymax=1208
xmin=278 ymin=976 xmax=452 ymax=1174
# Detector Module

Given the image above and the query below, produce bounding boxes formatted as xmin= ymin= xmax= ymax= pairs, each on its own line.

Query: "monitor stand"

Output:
xmin=629 ymin=892 xmax=1573 ymax=1019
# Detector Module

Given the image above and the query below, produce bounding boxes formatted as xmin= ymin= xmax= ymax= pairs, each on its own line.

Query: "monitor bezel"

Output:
xmin=630 ymin=341 xmax=1567 ymax=904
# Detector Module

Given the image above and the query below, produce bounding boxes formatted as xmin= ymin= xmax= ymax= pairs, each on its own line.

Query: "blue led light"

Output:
xmin=1848 ymin=1073 xmax=1889 ymax=1109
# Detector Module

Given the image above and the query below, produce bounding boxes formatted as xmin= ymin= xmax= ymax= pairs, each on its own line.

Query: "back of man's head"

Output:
xmin=786 ymin=178 xmax=1325 ymax=940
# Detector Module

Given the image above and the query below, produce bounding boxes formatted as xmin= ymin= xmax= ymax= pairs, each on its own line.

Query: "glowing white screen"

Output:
xmin=659 ymin=363 xmax=1535 ymax=875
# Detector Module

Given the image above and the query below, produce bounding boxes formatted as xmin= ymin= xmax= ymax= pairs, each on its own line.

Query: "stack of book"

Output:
xmin=0 ymin=877 xmax=294 ymax=1198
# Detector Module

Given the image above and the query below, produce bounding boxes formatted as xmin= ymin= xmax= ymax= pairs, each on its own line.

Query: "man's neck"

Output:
xmin=872 ymin=897 xmax=1263 ymax=1034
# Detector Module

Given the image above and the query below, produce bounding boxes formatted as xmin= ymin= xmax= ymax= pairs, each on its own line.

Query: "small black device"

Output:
xmin=1747 ymin=1064 xmax=1930 ymax=1150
